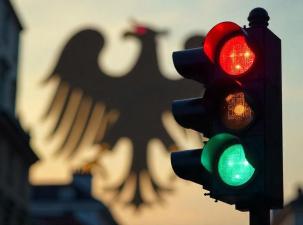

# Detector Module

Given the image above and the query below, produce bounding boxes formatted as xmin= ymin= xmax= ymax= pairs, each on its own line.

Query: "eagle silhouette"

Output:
xmin=42 ymin=22 xmax=204 ymax=207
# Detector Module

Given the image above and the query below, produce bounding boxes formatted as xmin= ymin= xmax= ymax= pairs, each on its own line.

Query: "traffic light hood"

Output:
xmin=201 ymin=133 xmax=239 ymax=172
xmin=204 ymin=21 xmax=244 ymax=63
xmin=204 ymin=76 xmax=243 ymax=100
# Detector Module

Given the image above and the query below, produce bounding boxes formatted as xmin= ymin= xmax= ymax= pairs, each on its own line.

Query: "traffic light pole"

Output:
xmin=249 ymin=208 xmax=270 ymax=225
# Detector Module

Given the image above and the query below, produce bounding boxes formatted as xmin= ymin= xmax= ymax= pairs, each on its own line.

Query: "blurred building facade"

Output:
xmin=0 ymin=0 xmax=21 ymax=113
xmin=0 ymin=0 xmax=39 ymax=225
xmin=30 ymin=172 xmax=119 ymax=225
xmin=272 ymin=189 xmax=303 ymax=225
xmin=0 ymin=111 xmax=38 ymax=225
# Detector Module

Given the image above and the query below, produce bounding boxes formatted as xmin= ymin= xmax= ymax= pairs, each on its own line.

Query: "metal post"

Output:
xmin=249 ymin=207 xmax=270 ymax=225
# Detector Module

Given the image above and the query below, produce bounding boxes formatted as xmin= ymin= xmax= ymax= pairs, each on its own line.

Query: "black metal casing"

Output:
xmin=170 ymin=17 xmax=283 ymax=211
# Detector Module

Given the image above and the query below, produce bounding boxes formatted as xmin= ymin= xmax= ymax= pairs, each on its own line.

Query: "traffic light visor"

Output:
xmin=204 ymin=21 xmax=242 ymax=63
xmin=201 ymin=133 xmax=239 ymax=172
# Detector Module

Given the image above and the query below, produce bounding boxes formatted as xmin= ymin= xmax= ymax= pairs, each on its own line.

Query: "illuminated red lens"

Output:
xmin=219 ymin=35 xmax=255 ymax=76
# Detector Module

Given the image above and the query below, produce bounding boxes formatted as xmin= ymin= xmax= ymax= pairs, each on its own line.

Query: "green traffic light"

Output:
xmin=218 ymin=144 xmax=255 ymax=186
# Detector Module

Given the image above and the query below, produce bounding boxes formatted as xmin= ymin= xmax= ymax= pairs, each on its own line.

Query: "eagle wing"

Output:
xmin=42 ymin=29 xmax=126 ymax=158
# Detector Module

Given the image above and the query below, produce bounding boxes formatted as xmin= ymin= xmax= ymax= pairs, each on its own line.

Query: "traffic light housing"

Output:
xmin=170 ymin=8 xmax=283 ymax=211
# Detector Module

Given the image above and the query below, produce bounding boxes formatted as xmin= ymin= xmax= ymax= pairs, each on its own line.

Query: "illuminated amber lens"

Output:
xmin=219 ymin=35 xmax=255 ymax=76
xmin=221 ymin=92 xmax=254 ymax=130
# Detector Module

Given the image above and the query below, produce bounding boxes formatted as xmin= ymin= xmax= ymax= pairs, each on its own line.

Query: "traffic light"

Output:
xmin=170 ymin=8 xmax=283 ymax=212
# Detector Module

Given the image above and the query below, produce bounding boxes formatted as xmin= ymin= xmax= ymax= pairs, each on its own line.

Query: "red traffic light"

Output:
xmin=203 ymin=21 xmax=256 ymax=76
xmin=219 ymin=35 xmax=255 ymax=76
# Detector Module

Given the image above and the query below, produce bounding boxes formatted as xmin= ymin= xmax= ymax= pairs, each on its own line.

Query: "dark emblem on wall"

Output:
xmin=42 ymin=21 xmax=204 ymax=207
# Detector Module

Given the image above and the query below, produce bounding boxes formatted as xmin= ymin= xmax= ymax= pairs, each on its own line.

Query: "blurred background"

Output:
xmin=1 ymin=0 xmax=303 ymax=224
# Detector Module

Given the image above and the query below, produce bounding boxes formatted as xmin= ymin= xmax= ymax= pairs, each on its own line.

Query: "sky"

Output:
xmin=11 ymin=0 xmax=303 ymax=225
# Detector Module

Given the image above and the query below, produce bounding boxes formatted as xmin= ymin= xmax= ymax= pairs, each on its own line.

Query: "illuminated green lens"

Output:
xmin=218 ymin=144 xmax=255 ymax=186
